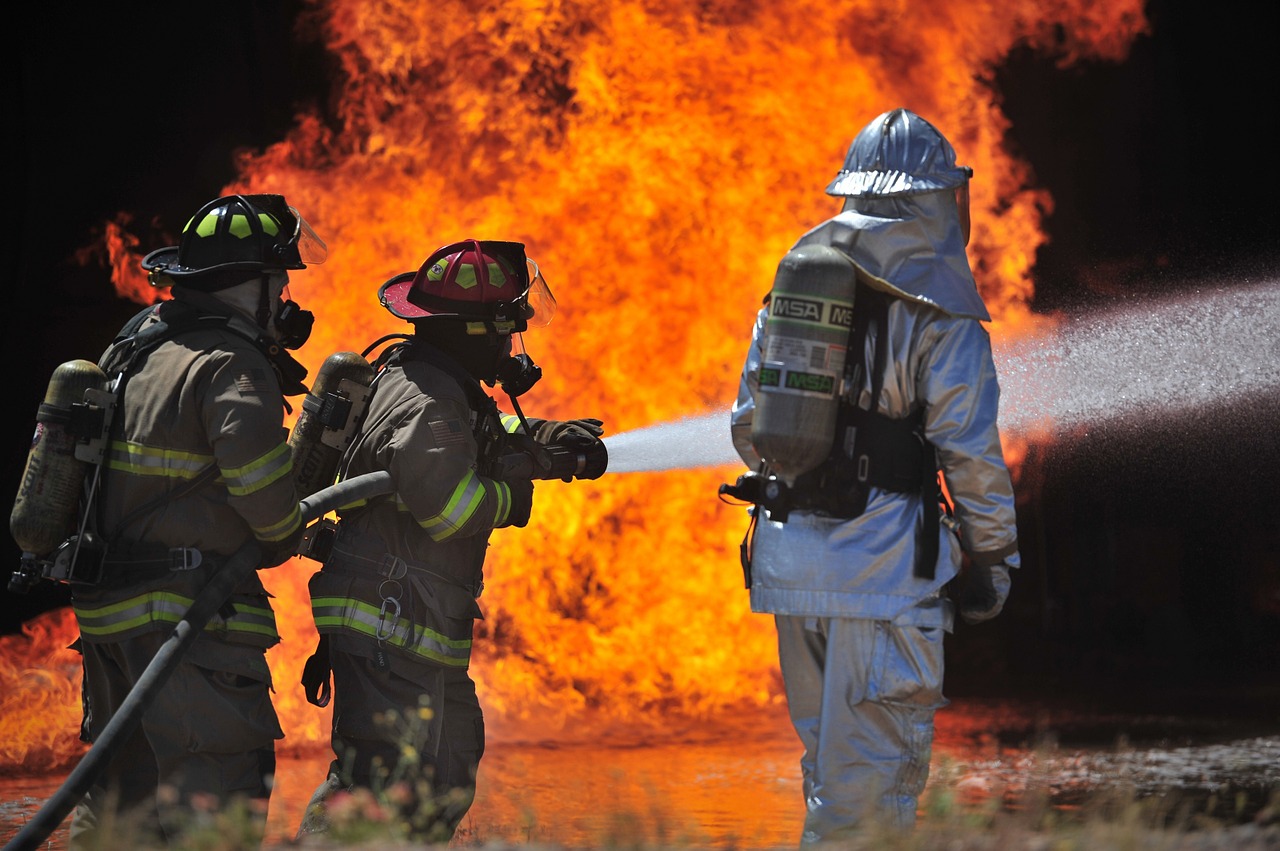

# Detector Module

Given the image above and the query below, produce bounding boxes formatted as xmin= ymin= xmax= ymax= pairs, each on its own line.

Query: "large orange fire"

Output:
xmin=3 ymin=0 xmax=1147 ymax=773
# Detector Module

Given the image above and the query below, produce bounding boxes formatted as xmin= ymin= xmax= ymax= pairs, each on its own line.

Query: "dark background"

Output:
xmin=5 ymin=2 xmax=1279 ymax=707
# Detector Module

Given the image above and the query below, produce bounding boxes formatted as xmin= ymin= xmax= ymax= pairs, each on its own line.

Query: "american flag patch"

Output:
xmin=430 ymin=419 xmax=467 ymax=447
xmin=235 ymin=369 xmax=274 ymax=394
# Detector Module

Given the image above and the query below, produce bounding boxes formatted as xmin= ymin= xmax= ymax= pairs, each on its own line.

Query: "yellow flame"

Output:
xmin=3 ymin=0 xmax=1149 ymax=769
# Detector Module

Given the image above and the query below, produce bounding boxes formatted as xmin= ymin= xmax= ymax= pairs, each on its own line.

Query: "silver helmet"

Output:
xmin=825 ymin=108 xmax=971 ymax=198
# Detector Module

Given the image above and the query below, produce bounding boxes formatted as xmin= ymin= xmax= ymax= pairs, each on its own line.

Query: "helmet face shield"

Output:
xmin=522 ymin=260 xmax=556 ymax=328
xmin=290 ymin=207 xmax=328 ymax=265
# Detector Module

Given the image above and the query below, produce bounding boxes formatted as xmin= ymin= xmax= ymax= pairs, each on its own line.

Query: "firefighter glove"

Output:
xmin=959 ymin=561 xmax=1011 ymax=625
xmin=535 ymin=418 xmax=605 ymax=447
xmin=501 ymin=477 xmax=534 ymax=528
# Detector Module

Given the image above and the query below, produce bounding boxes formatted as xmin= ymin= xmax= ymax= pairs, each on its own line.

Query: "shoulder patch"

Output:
xmin=429 ymin=418 xmax=468 ymax=447
xmin=235 ymin=368 xmax=276 ymax=395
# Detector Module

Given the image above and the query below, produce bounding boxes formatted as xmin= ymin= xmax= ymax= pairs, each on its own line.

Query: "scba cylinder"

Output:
xmin=750 ymin=244 xmax=857 ymax=484
xmin=11 ymin=360 xmax=108 ymax=557
xmin=289 ymin=351 xmax=375 ymax=499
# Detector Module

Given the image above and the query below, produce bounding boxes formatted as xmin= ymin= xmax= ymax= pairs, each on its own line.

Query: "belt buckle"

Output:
xmin=169 ymin=548 xmax=203 ymax=571
xmin=379 ymin=554 xmax=407 ymax=580
xmin=45 ymin=535 xmax=107 ymax=585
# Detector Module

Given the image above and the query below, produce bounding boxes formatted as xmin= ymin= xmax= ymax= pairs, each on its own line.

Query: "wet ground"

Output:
xmin=3 ymin=691 xmax=1278 ymax=849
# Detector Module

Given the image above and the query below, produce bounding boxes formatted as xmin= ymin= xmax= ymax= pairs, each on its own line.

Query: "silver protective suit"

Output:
xmin=731 ymin=108 xmax=1019 ymax=843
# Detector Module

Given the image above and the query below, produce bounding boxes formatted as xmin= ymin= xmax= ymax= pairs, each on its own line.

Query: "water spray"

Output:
xmin=603 ymin=411 xmax=741 ymax=474
xmin=993 ymin=279 xmax=1280 ymax=435
xmin=603 ymin=279 xmax=1280 ymax=475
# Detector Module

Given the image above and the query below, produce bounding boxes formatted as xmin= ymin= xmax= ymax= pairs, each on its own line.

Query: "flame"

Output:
xmin=4 ymin=0 xmax=1148 ymax=770
xmin=0 ymin=610 xmax=86 ymax=771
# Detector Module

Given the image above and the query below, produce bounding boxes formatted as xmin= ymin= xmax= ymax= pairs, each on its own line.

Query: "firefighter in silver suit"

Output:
xmin=730 ymin=109 xmax=1019 ymax=842
xmin=69 ymin=194 xmax=324 ymax=847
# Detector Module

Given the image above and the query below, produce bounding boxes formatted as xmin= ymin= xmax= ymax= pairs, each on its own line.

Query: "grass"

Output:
xmin=14 ymin=776 xmax=1280 ymax=850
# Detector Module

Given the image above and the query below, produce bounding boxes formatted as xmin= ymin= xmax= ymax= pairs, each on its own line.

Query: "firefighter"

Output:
xmin=296 ymin=239 xmax=606 ymax=842
xmin=61 ymin=194 xmax=325 ymax=847
xmin=728 ymin=109 xmax=1019 ymax=842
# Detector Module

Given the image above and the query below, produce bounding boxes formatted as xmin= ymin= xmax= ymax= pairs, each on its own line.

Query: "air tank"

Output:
xmin=750 ymin=244 xmax=857 ymax=484
xmin=11 ymin=360 xmax=108 ymax=557
xmin=289 ymin=351 xmax=375 ymax=499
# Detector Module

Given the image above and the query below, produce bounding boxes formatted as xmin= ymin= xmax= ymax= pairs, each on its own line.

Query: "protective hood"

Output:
xmin=792 ymin=190 xmax=990 ymax=321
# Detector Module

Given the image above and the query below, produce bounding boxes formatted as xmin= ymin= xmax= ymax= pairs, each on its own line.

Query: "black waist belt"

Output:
xmin=104 ymin=546 xmax=208 ymax=572
xmin=323 ymin=528 xmax=482 ymax=597
xmin=99 ymin=544 xmax=216 ymax=585
xmin=42 ymin=540 xmax=215 ymax=587
xmin=790 ymin=406 xmax=941 ymax=580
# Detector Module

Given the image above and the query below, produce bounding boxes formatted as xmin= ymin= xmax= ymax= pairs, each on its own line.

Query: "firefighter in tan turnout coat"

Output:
xmin=67 ymin=194 xmax=326 ymax=847
xmin=297 ymin=239 xmax=606 ymax=843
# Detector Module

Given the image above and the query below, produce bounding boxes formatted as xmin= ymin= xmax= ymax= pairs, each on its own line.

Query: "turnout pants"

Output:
xmin=70 ymin=633 xmax=282 ymax=849
xmin=297 ymin=638 xmax=485 ymax=843
xmin=775 ymin=615 xmax=947 ymax=845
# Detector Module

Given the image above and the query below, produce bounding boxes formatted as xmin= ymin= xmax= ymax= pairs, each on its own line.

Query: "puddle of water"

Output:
xmin=3 ymin=697 xmax=1277 ymax=849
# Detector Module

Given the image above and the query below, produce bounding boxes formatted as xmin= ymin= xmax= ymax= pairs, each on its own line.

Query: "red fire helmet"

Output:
xmin=379 ymin=239 xmax=556 ymax=331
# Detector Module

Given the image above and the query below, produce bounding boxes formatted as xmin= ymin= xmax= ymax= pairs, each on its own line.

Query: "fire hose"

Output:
xmin=2 ymin=470 xmax=393 ymax=851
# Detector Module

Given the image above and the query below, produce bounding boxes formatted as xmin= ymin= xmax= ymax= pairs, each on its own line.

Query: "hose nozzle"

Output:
xmin=498 ymin=435 xmax=608 ymax=481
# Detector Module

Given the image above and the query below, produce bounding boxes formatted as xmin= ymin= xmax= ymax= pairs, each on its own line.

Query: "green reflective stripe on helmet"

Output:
xmin=191 ymin=210 xmax=281 ymax=240
xmin=311 ymin=595 xmax=471 ymax=667
xmin=191 ymin=213 xmax=215 ymax=237
xmin=106 ymin=440 xmax=214 ymax=479
xmin=74 ymin=592 xmax=279 ymax=641
xmin=223 ymin=442 xmax=293 ymax=497
xmin=419 ymin=471 xmax=485 ymax=541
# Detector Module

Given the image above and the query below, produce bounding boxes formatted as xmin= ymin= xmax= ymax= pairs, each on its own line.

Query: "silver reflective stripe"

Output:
xmin=492 ymin=480 xmax=510 ymax=525
xmin=223 ymin=442 xmax=293 ymax=497
xmin=253 ymin=502 xmax=302 ymax=543
xmin=419 ymin=470 xmax=486 ymax=541
xmin=106 ymin=440 xmax=212 ymax=479
xmin=74 ymin=591 xmax=280 ymax=641
xmin=311 ymin=595 xmax=471 ymax=667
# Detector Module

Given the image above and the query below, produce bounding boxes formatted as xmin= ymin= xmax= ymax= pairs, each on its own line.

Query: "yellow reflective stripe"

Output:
xmin=419 ymin=471 xmax=485 ymax=541
xmin=106 ymin=440 xmax=212 ymax=479
xmin=253 ymin=503 xmax=302 ymax=543
xmin=74 ymin=593 xmax=279 ymax=639
xmin=493 ymin=480 xmax=510 ymax=525
xmin=223 ymin=442 xmax=293 ymax=497
xmin=499 ymin=413 xmax=522 ymax=433
xmin=311 ymin=595 xmax=471 ymax=667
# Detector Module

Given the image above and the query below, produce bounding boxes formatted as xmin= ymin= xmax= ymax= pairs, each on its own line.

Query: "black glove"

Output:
xmin=500 ymin=478 xmax=534 ymax=528
xmin=959 ymin=561 xmax=1012 ymax=625
xmin=534 ymin=418 xmax=605 ymax=447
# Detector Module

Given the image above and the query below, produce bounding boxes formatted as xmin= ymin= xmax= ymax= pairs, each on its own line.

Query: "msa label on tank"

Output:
xmin=759 ymin=362 xmax=836 ymax=397
xmin=770 ymin=295 xmax=855 ymax=328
